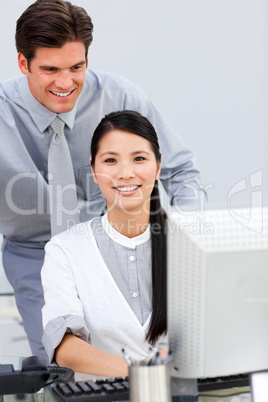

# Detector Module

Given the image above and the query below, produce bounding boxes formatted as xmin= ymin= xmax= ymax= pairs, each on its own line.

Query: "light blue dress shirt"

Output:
xmin=0 ymin=69 xmax=202 ymax=242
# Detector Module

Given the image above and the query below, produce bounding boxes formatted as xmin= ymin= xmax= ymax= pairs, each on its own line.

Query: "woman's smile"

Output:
xmin=113 ymin=184 xmax=141 ymax=195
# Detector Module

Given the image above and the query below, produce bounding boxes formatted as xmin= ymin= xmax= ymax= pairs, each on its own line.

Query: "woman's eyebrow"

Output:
xmin=99 ymin=151 xmax=118 ymax=158
xmin=131 ymin=150 xmax=150 ymax=155
xmin=99 ymin=150 xmax=150 ymax=158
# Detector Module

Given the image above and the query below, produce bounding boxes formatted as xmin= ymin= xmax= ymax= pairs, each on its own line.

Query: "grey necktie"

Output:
xmin=48 ymin=116 xmax=79 ymax=236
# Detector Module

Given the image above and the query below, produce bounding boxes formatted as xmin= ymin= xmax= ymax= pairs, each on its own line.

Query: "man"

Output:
xmin=0 ymin=0 xmax=203 ymax=359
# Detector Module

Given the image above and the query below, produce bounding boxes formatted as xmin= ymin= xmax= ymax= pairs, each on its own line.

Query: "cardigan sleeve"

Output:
xmin=41 ymin=236 xmax=90 ymax=362
xmin=42 ymin=314 xmax=90 ymax=363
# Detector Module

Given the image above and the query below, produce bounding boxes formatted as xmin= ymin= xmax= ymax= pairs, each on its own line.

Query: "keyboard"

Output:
xmin=51 ymin=373 xmax=250 ymax=401
xmin=51 ymin=377 xmax=130 ymax=402
xmin=198 ymin=373 xmax=250 ymax=392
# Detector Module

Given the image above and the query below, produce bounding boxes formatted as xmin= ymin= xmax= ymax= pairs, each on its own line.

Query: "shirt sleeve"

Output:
xmin=123 ymin=83 xmax=207 ymax=208
xmin=41 ymin=237 xmax=90 ymax=362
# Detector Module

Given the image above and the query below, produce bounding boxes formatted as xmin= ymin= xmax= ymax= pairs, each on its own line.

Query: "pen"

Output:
xmin=148 ymin=350 xmax=159 ymax=366
xmin=122 ymin=348 xmax=134 ymax=366
xmin=146 ymin=346 xmax=158 ymax=365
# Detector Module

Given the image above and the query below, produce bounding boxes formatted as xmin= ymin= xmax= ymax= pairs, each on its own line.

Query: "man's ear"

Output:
xmin=18 ymin=53 xmax=30 ymax=75
xmin=90 ymin=158 xmax=98 ymax=184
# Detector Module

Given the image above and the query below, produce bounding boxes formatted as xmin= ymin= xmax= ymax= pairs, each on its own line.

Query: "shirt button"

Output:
xmin=132 ymin=292 xmax=138 ymax=298
xmin=129 ymin=256 xmax=135 ymax=262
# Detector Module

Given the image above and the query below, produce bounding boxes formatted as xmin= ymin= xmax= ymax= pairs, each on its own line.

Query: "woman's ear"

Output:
xmin=90 ymin=158 xmax=98 ymax=184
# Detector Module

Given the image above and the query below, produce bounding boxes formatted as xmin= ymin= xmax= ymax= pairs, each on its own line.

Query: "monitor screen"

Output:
xmin=167 ymin=207 xmax=268 ymax=379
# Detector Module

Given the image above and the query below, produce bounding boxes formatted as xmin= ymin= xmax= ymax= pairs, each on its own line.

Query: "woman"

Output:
xmin=41 ymin=110 xmax=198 ymax=400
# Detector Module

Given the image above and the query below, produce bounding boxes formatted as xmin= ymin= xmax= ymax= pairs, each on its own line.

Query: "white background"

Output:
xmin=1 ymin=0 xmax=267 ymax=209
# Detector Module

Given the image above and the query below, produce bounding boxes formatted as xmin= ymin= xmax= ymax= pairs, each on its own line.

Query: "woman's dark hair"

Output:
xmin=15 ymin=0 xmax=93 ymax=69
xmin=91 ymin=110 xmax=167 ymax=345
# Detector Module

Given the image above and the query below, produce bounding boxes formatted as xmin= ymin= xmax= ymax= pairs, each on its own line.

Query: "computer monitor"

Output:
xmin=167 ymin=207 xmax=268 ymax=379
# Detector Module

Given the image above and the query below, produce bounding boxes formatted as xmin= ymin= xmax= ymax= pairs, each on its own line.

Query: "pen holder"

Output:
xmin=129 ymin=364 xmax=172 ymax=402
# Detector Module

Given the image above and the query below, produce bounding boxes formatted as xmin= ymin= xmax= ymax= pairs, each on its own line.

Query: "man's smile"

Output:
xmin=50 ymin=89 xmax=75 ymax=97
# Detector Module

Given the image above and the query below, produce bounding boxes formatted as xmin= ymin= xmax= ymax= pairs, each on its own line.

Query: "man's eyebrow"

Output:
xmin=38 ymin=60 xmax=87 ymax=69
xmin=72 ymin=60 xmax=87 ymax=67
xmin=39 ymin=65 xmax=57 ymax=69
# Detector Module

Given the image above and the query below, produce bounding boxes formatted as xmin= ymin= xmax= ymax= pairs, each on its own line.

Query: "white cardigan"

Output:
xmin=41 ymin=219 xmax=167 ymax=362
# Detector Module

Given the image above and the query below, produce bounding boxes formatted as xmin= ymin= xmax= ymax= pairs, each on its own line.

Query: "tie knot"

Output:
xmin=50 ymin=116 xmax=65 ymax=135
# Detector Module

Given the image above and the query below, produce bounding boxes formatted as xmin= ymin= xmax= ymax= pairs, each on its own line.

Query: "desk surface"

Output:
xmin=0 ymin=357 xmax=251 ymax=402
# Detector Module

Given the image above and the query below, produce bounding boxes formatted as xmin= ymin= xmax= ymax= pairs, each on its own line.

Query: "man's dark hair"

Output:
xmin=15 ymin=0 xmax=93 ymax=67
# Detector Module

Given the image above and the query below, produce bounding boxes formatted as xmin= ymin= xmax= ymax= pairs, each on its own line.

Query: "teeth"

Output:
xmin=51 ymin=91 xmax=72 ymax=97
xmin=115 ymin=185 xmax=139 ymax=192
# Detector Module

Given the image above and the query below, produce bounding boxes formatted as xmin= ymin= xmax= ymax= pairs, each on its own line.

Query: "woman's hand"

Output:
xmin=158 ymin=348 xmax=169 ymax=360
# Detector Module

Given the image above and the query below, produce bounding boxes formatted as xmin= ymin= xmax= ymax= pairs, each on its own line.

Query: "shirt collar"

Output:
xmin=101 ymin=213 xmax=150 ymax=249
xmin=19 ymin=76 xmax=77 ymax=132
